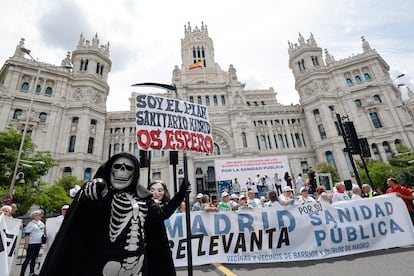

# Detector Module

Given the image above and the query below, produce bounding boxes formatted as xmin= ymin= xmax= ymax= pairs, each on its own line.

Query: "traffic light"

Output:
xmin=139 ymin=150 xmax=149 ymax=168
xmin=359 ymin=138 xmax=371 ymax=157
xmin=342 ymin=121 xmax=360 ymax=154
xmin=169 ymin=151 xmax=178 ymax=165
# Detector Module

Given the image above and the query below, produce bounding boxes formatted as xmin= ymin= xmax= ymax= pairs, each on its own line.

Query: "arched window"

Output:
xmin=364 ymin=73 xmax=371 ymax=80
xmin=355 ymin=99 xmax=362 ymax=108
xmin=96 ymin=63 xmax=101 ymax=74
xmin=295 ymin=133 xmax=302 ymax=147
xmin=205 ymin=96 xmax=210 ymax=106
xmin=242 ymin=132 xmax=248 ymax=148
xmin=201 ymin=47 xmax=205 ymax=58
xmin=278 ymin=134 xmax=285 ymax=148
xmin=63 ymin=167 xmax=72 ymax=176
xmin=72 ymin=117 xmax=79 ymax=124
xmin=39 ymin=112 xmax=47 ymax=123
xmin=35 ymin=84 xmax=41 ymax=94
xmin=84 ymin=59 xmax=89 ymax=71
xmin=90 ymin=119 xmax=97 ymax=125
xmin=21 ymin=82 xmax=29 ymax=91
xmin=193 ymin=47 xmax=196 ymax=58
xmin=370 ymin=112 xmax=382 ymax=128
xmin=13 ymin=109 xmax=23 ymax=119
xmin=346 ymin=78 xmax=353 ymax=86
xmin=326 ymin=151 xmax=336 ymax=167
xmin=114 ymin=143 xmax=120 ymax=154
xmin=189 ymin=96 xmax=194 ymax=103
xmin=214 ymin=143 xmax=220 ymax=155
xmin=221 ymin=95 xmax=226 ymax=105
xmin=87 ymin=137 xmax=94 ymax=154
xmin=259 ymin=135 xmax=268 ymax=150
xmin=373 ymin=95 xmax=382 ymax=103
xmin=372 ymin=143 xmax=381 ymax=162
xmin=68 ymin=135 xmax=76 ymax=152
xmin=197 ymin=96 xmax=202 ymax=104
xmin=395 ymin=139 xmax=401 ymax=146
xmin=355 ymin=76 xmax=362 ymax=83
xmin=383 ymin=141 xmax=392 ymax=160
xmin=213 ymin=96 xmax=218 ymax=106
xmin=318 ymin=124 xmax=327 ymax=139
xmin=84 ymin=168 xmax=92 ymax=181
xmin=45 ymin=87 xmax=53 ymax=96
xmin=134 ymin=143 xmax=139 ymax=158
xmin=313 ymin=109 xmax=320 ymax=116
xmin=100 ymin=65 xmax=104 ymax=76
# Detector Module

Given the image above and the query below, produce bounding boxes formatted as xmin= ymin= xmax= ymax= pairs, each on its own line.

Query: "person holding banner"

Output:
xmin=146 ymin=179 xmax=189 ymax=276
xmin=386 ymin=177 xmax=414 ymax=224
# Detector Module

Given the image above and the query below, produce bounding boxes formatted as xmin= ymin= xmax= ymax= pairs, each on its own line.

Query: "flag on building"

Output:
xmin=189 ymin=61 xmax=203 ymax=70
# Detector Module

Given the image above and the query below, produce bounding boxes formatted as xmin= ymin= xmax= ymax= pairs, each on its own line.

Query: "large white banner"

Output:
xmin=215 ymin=155 xmax=291 ymax=186
xmin=0 ymin=214 xmax=22 ymax=276
xmin=166 ymin=194 xmax=414 ymax=266
xmin=135 ymin=94 xmax=213 ymax=153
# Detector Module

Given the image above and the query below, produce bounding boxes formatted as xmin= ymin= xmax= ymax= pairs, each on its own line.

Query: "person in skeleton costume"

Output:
xmin=40 ymin=152 xmax=188 ymax=276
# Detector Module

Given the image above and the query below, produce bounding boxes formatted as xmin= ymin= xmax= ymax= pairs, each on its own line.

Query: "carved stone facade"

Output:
xmin=1 ymin=26 xmax=414 ymax=198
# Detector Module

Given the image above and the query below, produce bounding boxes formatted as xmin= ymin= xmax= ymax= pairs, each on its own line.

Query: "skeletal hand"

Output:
xmin=84 ymin=178 xmax=108 ymax=200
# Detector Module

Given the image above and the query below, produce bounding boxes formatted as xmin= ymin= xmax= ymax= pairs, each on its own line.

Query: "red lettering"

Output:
xmin=150 ymin=129 xmax=162 ymax=150
xmin=164 ymin=130 xmax=175 ymax=150
xmin=137 ymin=130 xmax=151 ymax=149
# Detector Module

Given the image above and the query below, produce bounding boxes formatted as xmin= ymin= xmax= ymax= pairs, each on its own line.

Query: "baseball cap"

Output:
xmin=196 ymin=193 xmax=203 ymax=199
xmin=222 ymin=191 xmax=229 ymax=197
xmin=230 ymin=193 xmax=239 ymax=199
xmin=300 ymin=187 xmax=309 ymax=193
xmin=283 ymin=186 xmax=293 ymax=192
xmin=239 ymin=194 xmax=246 ymax=199
xmin=61 ymin=204 xmax=70 ymax=210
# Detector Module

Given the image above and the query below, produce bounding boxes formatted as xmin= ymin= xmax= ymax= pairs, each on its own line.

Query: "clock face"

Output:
xmin=195 ymin=36 xmax=201 ymax=41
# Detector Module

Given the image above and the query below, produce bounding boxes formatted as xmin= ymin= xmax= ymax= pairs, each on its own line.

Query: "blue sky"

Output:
xmin=1 ymin=0 xmax=413 ymax=111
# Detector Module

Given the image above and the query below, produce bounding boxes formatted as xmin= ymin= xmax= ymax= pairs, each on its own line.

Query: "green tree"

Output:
xmin=0 ymin=128 xmax=56 ymax=215
xmin=35 ymin=184 xmax=72 ymax=217
xmin=55 ymin=175 xmax=84 ymax=194
xmin=316 ymin=162 xmax=340 ymax=183
xmin=358 ymin=160 xmax=398 ymax=192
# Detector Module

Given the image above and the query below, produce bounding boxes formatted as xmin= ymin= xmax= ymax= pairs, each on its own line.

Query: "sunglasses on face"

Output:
xmin=113 ymin=163 xmax=134 ymax=171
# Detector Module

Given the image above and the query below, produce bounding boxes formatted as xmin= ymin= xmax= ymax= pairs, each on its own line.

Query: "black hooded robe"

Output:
xmin=40 ymin=152 xmax=184 ymax=276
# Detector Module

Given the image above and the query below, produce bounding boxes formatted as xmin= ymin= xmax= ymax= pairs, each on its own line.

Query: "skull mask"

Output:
xmin=110 ymin=157 xmax=134 ymax=190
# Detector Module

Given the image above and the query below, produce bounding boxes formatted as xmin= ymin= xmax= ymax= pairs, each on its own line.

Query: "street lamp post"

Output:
xmin=9 ymin=48 xmax=41 ymax=195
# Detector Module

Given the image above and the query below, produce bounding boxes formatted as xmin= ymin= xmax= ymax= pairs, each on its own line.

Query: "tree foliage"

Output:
xmin=35 ymin=185 xmax=72 ymax=216
xmin=316 ymin=162 xmax=341 ymax=183
xmin=0 ymin=128 xmax=56 ymax=215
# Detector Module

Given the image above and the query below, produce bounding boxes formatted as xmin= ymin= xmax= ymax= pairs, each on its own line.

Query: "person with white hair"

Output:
xmin=361 ymin=184 xmax=377 ymax=198
xmin=351 ymin=185 xmax=363 ymax=200
xmin=332 ymin=182 xmax=350 ymax=203
xmin=0 ymin=205 xmax=12 ymax=216
xmin=20 ymin=210 xmax=45 ymax=276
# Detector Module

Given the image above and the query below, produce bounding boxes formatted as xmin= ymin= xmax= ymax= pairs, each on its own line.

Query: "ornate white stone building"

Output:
xmin=1 ymin=23 xmax=414 ymax=198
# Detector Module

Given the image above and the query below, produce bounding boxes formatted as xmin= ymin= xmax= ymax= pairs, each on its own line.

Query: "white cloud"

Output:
xmin=1 ymin=0 xmax=413 ymax=111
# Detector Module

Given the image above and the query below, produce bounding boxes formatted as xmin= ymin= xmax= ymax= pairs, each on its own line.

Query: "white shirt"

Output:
xmin=297 ymin=195 xmax=316 ymax=204
xmin=25 ymin=220 xmax=45 ymax=244
xmin=351 ymin=194 xmax=363 ymax=200
xmin=332 ymin=192 xmax=350 ymax=202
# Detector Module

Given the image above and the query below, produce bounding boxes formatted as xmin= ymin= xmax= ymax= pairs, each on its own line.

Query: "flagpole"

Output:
xmin=132 ymin=82 xmax=193 ymax=275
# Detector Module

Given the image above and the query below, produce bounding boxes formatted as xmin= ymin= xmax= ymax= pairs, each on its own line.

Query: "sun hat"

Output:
xmin=61 ymin=204 xmax=70 ymax=210
xmin=30 ymin=210 xmax=42 ymax=218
